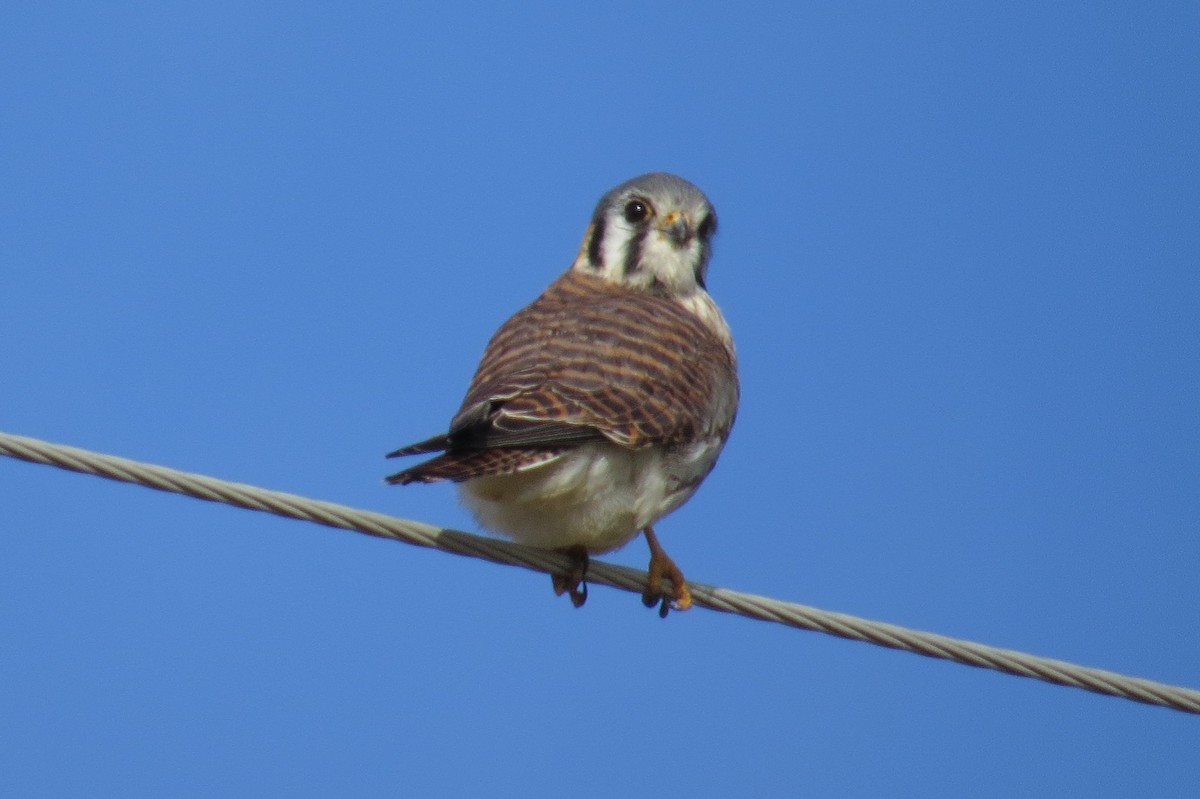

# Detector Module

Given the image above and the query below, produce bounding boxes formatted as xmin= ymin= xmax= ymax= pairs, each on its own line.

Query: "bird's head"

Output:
xmin=572 ymin=172 xmax=718 ymax=296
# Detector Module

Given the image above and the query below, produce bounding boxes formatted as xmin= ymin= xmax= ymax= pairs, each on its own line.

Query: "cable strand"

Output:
xmin=1 ymin=429 xmax=1197 ymax=715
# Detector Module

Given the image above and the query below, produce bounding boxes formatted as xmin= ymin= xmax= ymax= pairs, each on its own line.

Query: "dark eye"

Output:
xmin=623 ymin=199 xmax=651 ymax=224
xmin=697 ymin=213 xmax=717 ymax=239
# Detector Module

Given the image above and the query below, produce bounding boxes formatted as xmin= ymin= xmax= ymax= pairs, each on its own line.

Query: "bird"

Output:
xmin=386 ymin=172 xmax=738 ymax=616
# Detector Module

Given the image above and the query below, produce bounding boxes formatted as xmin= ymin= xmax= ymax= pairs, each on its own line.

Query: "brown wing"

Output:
xmin=386 ymin=269 xmax=737 ymax=484
xmin=458 ymin=270 xmax=737 ymax=447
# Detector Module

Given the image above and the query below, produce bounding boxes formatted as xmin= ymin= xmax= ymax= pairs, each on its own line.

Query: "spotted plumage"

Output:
xmin=387 ymin=173 xmax=738 ymax=613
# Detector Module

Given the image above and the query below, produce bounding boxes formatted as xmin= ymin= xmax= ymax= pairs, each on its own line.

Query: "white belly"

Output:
xmin=458 ymin=440 xmax=718 ymax=553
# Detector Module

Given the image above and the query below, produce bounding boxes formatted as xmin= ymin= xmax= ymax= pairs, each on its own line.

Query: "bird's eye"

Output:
xmin=623 ymin=199 xmax=651 ymax=224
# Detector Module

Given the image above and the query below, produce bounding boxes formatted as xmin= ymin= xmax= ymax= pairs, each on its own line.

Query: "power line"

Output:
xmin=2 ymin=429 xmax=1197 ymax=715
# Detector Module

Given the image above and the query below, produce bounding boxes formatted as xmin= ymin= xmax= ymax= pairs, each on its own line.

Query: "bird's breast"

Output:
xmin=457 ymin=440 xmax=720 ymax=553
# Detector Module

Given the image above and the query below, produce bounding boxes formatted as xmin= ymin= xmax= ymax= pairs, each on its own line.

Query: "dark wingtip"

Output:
xmin=386 ymin=433 xmax=451 ymax=459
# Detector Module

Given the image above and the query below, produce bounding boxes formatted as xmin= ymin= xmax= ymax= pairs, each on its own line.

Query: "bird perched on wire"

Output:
xmin=386 ymin=172 xmax=738 ymax=615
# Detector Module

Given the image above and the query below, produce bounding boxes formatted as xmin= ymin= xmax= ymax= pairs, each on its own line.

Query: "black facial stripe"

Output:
xmin=587 ymin=216 xmax=606 ymax=268
xmin=622 ymin=224 xmax=647 ymax=277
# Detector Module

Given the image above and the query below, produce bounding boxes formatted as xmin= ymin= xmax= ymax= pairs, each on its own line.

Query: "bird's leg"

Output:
xmin=551 ymin=545 xmax=589 ymax=608
xmin=641 ymin=526 xmax=692 ymax=617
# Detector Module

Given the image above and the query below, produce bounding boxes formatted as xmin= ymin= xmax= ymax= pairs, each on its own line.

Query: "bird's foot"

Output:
xmin=551 ymin=545 xmax=589 ymax=608
xmin=640 ymin=526 xmax=692 ymax=618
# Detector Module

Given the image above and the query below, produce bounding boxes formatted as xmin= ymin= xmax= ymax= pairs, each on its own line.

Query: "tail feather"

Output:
xmin=386 ymin=448 xmax=564 ymax=485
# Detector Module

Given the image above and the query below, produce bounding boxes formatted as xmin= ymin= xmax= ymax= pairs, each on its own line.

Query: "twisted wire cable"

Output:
xmin=2 ymin=429 xmax=1197 ymax=715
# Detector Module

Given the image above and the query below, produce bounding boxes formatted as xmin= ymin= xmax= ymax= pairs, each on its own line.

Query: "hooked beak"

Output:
xmin=656 ymin=211 xmax=692 ymax=247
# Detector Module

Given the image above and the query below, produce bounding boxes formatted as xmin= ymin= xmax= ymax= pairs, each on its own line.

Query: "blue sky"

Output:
xmin=2 ymin=3 xmax=1198 ymax=796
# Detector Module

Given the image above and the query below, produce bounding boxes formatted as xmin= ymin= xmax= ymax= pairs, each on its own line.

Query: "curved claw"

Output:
xmin=569 ymin=582 xmax=587 ymax=608
xmin=551 ymin=545 xmax=590 ymax=609
xmin=641 ymin=526 xmax=691 ymax=618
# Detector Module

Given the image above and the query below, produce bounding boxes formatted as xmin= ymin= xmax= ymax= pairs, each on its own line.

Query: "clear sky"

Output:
xmin=2 ymin=3 xmax=1198 ymax=796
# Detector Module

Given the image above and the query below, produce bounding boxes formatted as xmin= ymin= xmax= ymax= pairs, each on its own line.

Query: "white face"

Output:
xmin=572 ymin=173 xmax=718 ymax=297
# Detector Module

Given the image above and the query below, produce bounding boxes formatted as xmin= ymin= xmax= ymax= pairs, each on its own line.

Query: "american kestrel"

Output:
xmin=386 ymin=173 xmax=738 ymax=615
